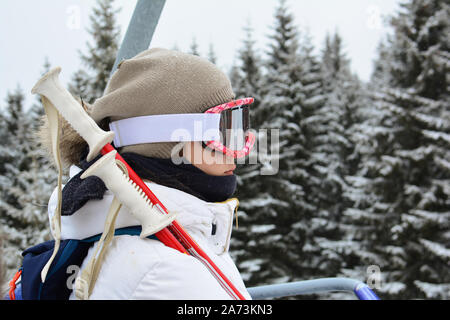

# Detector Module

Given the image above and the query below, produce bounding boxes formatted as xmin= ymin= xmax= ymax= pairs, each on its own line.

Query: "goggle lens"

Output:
xmin=203 ymin=98 xmax=255 ymax=158
xmin=220 ymin=105 xmax=250 ymax=150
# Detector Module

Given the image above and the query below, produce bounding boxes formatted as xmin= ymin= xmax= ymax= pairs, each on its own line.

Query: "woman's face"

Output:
xmin=182 ymin=142 xmax=236 ymax=176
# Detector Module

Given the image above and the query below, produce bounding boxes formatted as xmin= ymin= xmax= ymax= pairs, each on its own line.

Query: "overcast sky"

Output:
xmin=1 ymin=0 xmax=403 ymax=108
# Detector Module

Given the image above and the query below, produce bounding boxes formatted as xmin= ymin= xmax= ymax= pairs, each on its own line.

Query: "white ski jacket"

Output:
xmin=47 ymin=166 xmax=251 ymax=300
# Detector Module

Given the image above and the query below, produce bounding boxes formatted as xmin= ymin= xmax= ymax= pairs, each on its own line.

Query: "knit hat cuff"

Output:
xmin=201 ymin=84 xmax=236 ymax=112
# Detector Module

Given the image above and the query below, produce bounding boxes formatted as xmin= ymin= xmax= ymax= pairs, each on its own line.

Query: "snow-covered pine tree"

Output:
xmin=228 ymin=24 xmax=268 ymax=283
xmin=275 ymin=31 xmax=341 ymax=283
xmin=68 ymin=69 xmax=92 ymax=102
xmin=231 ymin=25 xmax=264 ymax=124
xmin=207 ymin=43 xmax=217 ymax=65
xmin=314 ymin=32 xmax=353 ymax=214
xmin=297 ymin=32 xmax=369 ymax=282
xmin=0 ymin=86 xmax=52 ymax=282
xmin=232 ymin=0 xmax=323 ymax=287
xmin=0 ymin=109 xmax=7 ymax=293
xmin=0 ymin=233 xmax=5 ymax=293
xmin=71 ymin=0 xmax=121 ymax=103
xmin=189 ymin=37 xmax=200 ymax=56
xmin=353 ymin=0 xmax=450 ymax=299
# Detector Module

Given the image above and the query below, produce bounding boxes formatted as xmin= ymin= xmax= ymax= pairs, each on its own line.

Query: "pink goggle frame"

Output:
xmin=203 ymin=97 xmax=255 ymax=159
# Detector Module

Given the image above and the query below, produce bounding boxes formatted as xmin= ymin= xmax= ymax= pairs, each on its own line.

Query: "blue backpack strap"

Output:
xmin=20 ymin=239 xmax=92 ymax=300
xmin=81 ymin=226 xmax=158 ymax=242
xmin=16 ymin=226 xmax=158 ymax=300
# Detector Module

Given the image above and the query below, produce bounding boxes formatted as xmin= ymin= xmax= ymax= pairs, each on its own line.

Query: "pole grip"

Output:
xmin=81 ymin=150 xmax=177 ymax=238
xmin=31 ymin=67 xmax=114 ymax=161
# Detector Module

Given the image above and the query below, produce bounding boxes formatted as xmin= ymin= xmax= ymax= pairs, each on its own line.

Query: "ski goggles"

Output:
xmin=109 ymin=97 xmax=255 ymax=159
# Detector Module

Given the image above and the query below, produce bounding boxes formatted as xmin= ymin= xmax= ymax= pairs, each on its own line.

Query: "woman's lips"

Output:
xmin=224 ymin=165 xmax=236 ymax=175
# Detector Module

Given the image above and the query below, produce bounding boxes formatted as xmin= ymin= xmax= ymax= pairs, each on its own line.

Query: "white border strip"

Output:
xmin=109 ymin=113 xmax=221 ymax=147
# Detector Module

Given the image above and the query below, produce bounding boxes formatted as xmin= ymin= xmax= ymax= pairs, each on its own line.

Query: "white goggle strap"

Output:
xmin=109 ymin=113 xmax=222 ymax=148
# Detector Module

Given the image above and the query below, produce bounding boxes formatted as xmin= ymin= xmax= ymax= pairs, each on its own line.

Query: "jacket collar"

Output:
xmin=48 ymin=165 xmax=239 ymax=254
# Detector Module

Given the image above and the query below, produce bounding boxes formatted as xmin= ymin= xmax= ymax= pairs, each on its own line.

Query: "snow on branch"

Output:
xmin=414 ymin=280 xmax=450 ymax=299
xmin=419 ymin=239 xmax=450 ymax=261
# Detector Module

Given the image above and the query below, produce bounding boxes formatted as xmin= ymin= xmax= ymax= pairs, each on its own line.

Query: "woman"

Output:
xmin=40 ymin=48 xmax=255 ymax=300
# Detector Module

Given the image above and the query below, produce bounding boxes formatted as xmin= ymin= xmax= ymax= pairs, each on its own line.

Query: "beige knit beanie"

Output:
xmin=90 ymin=48 xmax=235 ymax=159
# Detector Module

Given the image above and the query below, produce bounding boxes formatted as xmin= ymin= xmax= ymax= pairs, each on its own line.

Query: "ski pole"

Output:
xmin=110 ymin=0 xmax=166 ymax=79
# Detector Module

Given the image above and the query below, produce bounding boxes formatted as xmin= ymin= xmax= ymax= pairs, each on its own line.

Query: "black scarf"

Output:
xmin=61 ymin=152 xmax=237 ymax=216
